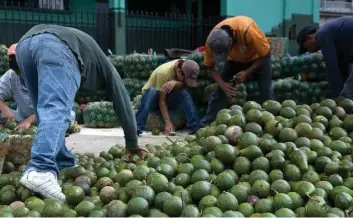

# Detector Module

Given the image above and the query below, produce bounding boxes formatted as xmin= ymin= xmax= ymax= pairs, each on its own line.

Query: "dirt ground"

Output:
xmin=66 ymin=126 xmax=187 ymax=155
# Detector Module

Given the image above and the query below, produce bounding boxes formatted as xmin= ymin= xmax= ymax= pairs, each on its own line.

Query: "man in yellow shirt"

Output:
xmin=201 ymin=16 xmax=275 ymax=126
xmin=136 ymin=59 xmax=200 ymax=135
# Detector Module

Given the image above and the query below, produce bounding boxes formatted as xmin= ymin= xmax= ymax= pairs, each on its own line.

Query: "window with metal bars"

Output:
xmin=0 ymin=0 xmax=71 ymax=10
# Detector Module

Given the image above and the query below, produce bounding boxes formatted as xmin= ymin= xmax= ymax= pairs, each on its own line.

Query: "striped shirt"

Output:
xmin=0 ymin=70 xmax=34 ymax=119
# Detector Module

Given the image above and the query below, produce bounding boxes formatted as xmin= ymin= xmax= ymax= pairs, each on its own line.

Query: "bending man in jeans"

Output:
xmin=136 ymin=59 xmax=201 ymax=135
xmin=200 ymin=16 xmax=274 ymax=126
xmin=297 ymin=16 xmax=353 ymax=101
xmin=15 ymin=24 xmax=143 ymax=201
xmin=0 ymin=44 xmax=76 ymax=131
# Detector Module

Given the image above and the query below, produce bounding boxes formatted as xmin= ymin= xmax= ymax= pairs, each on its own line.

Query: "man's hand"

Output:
xmin=235 ymin=70 xmax=249 ymax=83
xmin=220 ymin=82 xmax=237 ymax=98
xmin=2 ymin=108 xmax=15 ymax=122
xmin=15 ymin=120 xmax=31 ymax=131
xmin=165 ymin=121 xmax=175 ymax=134
xmin=162 ymin=81 xmax=178 ymax=94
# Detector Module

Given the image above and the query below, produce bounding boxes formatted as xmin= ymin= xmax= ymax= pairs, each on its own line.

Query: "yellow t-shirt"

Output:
xmin=204 ymin=16 xmax=270 ymax=67
xmin=142 ymin=60 xmax=178 ymax=92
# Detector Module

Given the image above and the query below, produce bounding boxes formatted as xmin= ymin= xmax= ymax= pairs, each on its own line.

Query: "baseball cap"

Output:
xmin=181 ymin=60 xmax=200 ymax=87
xmin=206 ymin=29 xmax=230 ymax=62
xmin=7 ymin=43 xmax=17 ymax=56
xmin=297 ymin=26 xmax=317 ymax=55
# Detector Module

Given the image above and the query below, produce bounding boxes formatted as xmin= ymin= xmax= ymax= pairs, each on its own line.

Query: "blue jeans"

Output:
xmin=339 ymin=65 xmax=353 ymax=100
xmin=136 ymin=87 xmax=200 ymax=131
xmin=15 ymin=33 xmax=81 ymax=175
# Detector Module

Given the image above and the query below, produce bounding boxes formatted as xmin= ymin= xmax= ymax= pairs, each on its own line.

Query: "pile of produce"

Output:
xmin=0 ymin=98 xmax=352 ymax=217
xmin=123 ymin=53 xmax=167 ymax=79
xmin=75 ymin=90 xmax=106 ymax=105
xmin=82 ymin=101 xmax=119 ymax=128
xmin=122 ymin=78 xmax=146 ymax=100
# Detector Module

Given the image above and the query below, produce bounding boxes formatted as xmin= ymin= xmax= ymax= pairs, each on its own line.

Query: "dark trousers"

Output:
xmin=136 ymin=87 xmax=200 ymax=131
xmin=200 ymin=56 xmax=274 ymax=126
xmin=328 ymin=59 xmax=353 ymax=100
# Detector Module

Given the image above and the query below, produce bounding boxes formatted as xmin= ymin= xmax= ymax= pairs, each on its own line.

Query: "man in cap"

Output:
xmin=200 ymin=16 xmax=274 ymax=126
xmin=15 ymin=24 xmax=145 ymax=202
xmin=0 ymin=43 xmax=36 ymax=130
xmin=136 ymin=59 xmax=201 ymax=135
xmin=297 ymin=16 xmax=353 ymax=101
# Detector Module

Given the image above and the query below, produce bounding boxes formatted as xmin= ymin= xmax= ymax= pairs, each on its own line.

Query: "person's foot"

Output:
xmin=137 ymin=129 xmax=143 ymax=136
xmin=20 ymin=170 xmax=65 ymax=202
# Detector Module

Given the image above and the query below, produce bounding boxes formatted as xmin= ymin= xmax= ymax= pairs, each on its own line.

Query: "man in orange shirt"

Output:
xmin=200 ymin=16 xmax=274 ymax=126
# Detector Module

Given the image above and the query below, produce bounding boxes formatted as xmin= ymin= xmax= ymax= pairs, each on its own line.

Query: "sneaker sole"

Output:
xmin=20 ymin=177 xmax=65 ymax=202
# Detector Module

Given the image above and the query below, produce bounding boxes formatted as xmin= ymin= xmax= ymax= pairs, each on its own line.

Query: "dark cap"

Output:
xmin=297 ymin=26 xmax=317 ymax=55
xmin=206 ymin=29 xmax=230 ymax=62
xmin=181 ymin=60 xmax=200 ymax=87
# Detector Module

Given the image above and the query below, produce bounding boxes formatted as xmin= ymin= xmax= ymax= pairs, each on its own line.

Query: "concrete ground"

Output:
xmin=66 ymin=126 xmax=188 ymax=155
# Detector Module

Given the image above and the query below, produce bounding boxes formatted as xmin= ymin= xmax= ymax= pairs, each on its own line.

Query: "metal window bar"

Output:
xmin=0 ymin=6 xmax=109 ymax=53
xmin=125 ymin=10 xmax=223 ymax=54
xmin=320 ymin=0 xmax=353 ymax=13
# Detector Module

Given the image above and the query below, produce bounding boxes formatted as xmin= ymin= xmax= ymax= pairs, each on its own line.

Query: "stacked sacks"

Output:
xmin=280 ymin=53 xmax=326 ymax=81
xmin=245 ymin=82 xmax=260 ymax=101
xmin=123 ymin=53 xmax=167 ymax=79
xmin=75 ymin=90 xmax=106 ymax=104
xmin=273 ymin=78 xmax=299 ymax=103
xmin=271 ymin=56 xmax=283 ymax=79
xmin=309 ymin=81 xmax=331 ymax=104
xmin=122 ymin=78 xmax=146 ymax=100
xmin=82 ymin=101 xmax=119 ymax=128
xmin=0 ymin=45 xmax=9 ymax=75
xmin=108 ymin=55 xmax=125 ymax=78
xmin=267 ymin=37 xmax=289 ymax=57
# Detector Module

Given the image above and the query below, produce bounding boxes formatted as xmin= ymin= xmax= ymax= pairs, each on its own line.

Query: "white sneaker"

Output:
xmin=20 ymin=171 xmax=66 ymax=202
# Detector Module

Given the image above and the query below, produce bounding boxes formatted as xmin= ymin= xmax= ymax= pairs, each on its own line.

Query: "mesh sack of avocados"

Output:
xmin=83 ymin=101 xmax=119 ymax=128
xmin=6 ymin=134 xmax=33 ymax=167
xmin=123 ymin=53 xmax=167 ymax=79
xmin=145 ymin=107 xmax=186 ymax=131
xmin=0 ymin=132 xmax=10 ymax=174
xmin=0 ymin=45 xmax=9 ymax=76
xmin=267 ymin=37 xmax=289 ymax=57
xmin=75 ymin=90 xmax=106 ymax=104
xmin=122 ymin=78 xmax=147 ymax=100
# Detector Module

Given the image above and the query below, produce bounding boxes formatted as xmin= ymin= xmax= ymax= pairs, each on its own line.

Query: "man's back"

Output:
xmin=318 ymin=16 xmax=353 ymax=62
xmin=19 ymin=24 xmax=114 ymax=90
xmin=142 ymin=60 xmax=178 ymax=91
